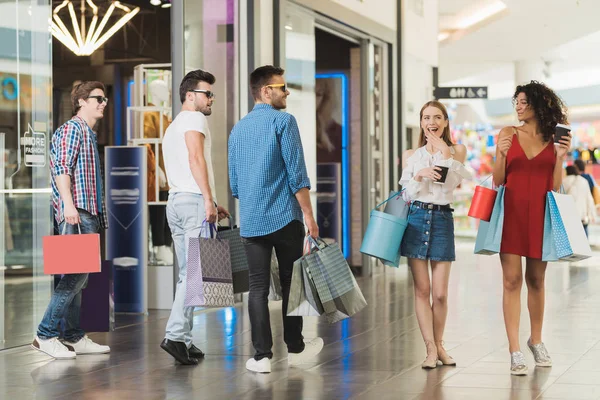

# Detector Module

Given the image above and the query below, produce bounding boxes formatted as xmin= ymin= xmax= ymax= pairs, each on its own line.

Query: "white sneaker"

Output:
xmin=246 ymin=357 xmax=272 ymax=373
xmin=155 ymin=245 xmax=174 ymax=265
xmin=288 ymin=337 xmax=324 ymax=366
xmin=62 ymin=335 xmax=110 ymax=355
xmin=31 ymin=336 xmax=76 ymax=360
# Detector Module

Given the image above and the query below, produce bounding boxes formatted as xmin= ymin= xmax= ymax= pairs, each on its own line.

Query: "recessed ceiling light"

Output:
xmin=150 ymin=0 xmax=161 ymax=6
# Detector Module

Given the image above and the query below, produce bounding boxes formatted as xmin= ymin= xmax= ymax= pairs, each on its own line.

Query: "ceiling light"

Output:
xmin=438 ymin=31 xmax=450 ymax=41
xmin=150 ymin=0 xmax=161 ymax=5
xmin=456 ymin=1 xmax=507 ymax=30
xmin=51 ymin=0 xmax=140 ymax=56
xmin=161 ymin=0 xmax=171 ymax=8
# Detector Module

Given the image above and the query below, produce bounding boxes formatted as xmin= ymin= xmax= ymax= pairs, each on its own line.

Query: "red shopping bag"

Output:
xmin=43 ymin=229 xmax=101 ymax=275
xmin=469 ymin=186 xmax=498 ymax=222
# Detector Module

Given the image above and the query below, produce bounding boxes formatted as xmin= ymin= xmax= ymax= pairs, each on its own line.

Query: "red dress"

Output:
xmin=501 ymin=133 xmax=555 ymax=259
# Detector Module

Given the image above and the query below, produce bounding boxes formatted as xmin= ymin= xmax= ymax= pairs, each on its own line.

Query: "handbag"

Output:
xmin=360 ymin=191 xmax=409 ymax=265
xmin=474 ymin=186 xmax=505 ymax=255
xmin=185 ymin=223 xmax=234 ymax=307
xmin=542 ymin=191 xmax=592 ymax=262
xmin=469 ymin=176 xmax=498 ymax=222
xmin=43 ymin=224 xmax=101 ymax=275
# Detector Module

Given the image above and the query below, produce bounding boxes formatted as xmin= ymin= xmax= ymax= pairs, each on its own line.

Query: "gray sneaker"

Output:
xmin=527 ymin=338 xmax=552 ymax=367
xmin=510 ymin=351 xmax=528 ymax=376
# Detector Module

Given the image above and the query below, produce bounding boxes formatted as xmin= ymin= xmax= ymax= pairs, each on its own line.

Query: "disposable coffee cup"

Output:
xmin=434 ymin=165 xmax=449 ymax=184
xmin=554 ymin=123 xmax=571 ymax=144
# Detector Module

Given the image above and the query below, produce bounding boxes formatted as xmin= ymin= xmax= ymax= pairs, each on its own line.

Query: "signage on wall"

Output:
xmin=434 ymin=86 xmax=488 ymax=99
xmin=21 ymin=124 xmax=46 ymax=167
xmin=105 ymin=146 xmax=148 ymax=314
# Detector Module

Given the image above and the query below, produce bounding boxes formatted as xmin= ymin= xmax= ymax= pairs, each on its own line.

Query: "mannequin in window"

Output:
xmin=145 ymin=79 xmax=173 ymax=264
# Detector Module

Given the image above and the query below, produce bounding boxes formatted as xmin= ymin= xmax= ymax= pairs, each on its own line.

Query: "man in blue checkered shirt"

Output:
xmin=229 ymin=65 xmax=324 ymax=374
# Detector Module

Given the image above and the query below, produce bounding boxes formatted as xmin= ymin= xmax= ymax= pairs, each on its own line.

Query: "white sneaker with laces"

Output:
xmin=288 ymin=337 xmax=324 ymax=366
xmin=246 ymin=357 xmax=271 ymax=373
xmin=62 ymin=335 xmax=110 ymax=355
xmin=31 ymin=336 xmax=76 ymax=359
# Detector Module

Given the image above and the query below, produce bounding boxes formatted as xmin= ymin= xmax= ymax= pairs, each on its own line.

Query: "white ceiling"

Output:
xmin=438 ymin=0 xmax=600 ymax=83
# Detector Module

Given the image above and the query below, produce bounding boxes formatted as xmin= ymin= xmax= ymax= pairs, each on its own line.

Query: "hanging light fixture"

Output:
xmin=51 ymin=0 xmax=140 ymax=56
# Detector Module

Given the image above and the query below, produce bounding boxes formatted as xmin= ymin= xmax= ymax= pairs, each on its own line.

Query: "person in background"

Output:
xmin=229 ymin=65 xmax=324 ymax=374
xmin=574 ymin=159 xmax=596 ymax=194
xmin=33 ymin=81 xmax=111 ymax=359
xmin=493 ymin=81 xmax=571 ymax=375
xmin=564 ymin=165 xmax=596 ymax=237
xmin=399 ymin=100 xmax=470 ymax=369
xmin=160 ymin=69 xmax=229 ymax=365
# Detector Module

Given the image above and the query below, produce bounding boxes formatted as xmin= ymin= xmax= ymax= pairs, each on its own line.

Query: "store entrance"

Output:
xmin=283 ymin=3 xmax=391 ymax=273
xmin=314 ymin=28 xmax=360 ymax=264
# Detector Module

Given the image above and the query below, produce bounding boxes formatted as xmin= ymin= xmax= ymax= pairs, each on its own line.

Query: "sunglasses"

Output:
xmin=190 ymin=89 xmax=215 ymax=99
xmin=87 ymin=96 xmax=108 ymax=104
xmin=265 ymin=84 xmax=287 ymax=92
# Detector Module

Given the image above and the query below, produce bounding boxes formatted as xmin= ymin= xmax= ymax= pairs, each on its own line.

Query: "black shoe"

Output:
xmin=160 ymin=339 xmax=198 ymax=365
xmin=188 ymin=344 xmax=205 ymax=359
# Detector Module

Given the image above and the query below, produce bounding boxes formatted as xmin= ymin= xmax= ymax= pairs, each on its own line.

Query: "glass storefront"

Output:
xmin=0 ymin=0 xmax=53 ymax=349
xmin=184 ymin=0 xmax=239 ymax=207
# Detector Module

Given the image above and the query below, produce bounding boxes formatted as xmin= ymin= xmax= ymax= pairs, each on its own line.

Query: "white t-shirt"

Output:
xmin=162 ymin=111 xmax=216 ymax=199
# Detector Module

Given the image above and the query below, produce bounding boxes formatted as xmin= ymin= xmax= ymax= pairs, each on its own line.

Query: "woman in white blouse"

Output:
xmin=400 ymin=101 xmax=471 ymax=369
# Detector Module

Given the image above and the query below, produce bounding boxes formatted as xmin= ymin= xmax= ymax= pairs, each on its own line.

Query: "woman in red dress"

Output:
xmin=493 ymin=81 xmax=571 ymax=376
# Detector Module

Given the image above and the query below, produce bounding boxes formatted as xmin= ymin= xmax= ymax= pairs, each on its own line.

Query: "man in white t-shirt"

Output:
xmin=160 ymin=69 xmax=229 ymax=365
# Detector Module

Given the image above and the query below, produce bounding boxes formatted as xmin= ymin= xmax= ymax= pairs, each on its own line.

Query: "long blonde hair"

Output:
xmin=418 ymin=101 xmax=453 ymax=147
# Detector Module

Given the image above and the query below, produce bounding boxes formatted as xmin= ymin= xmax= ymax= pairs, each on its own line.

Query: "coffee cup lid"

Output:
xmin=556 ymin=123 xmax=571 ymax=130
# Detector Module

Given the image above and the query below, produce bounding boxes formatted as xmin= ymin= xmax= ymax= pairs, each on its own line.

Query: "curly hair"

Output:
xmin=512 ymin=81 xmax=568 ymax=142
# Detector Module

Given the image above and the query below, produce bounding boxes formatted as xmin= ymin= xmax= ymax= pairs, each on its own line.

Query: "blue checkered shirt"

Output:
xmin=228 ymin=103 xmax=311 ymax=237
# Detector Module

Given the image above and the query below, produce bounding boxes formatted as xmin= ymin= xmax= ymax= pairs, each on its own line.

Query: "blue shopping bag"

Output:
xmin=360 ymin=191 xmax=409 ymax=266
xmin=474 ymin=186 xmax=505 ymax=255
xmin=542 ymin=191 xmax=592 ymax=262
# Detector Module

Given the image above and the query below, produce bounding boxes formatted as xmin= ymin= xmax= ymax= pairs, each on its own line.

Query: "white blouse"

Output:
xmin=399 ymin=146 xmax=472 ymax=205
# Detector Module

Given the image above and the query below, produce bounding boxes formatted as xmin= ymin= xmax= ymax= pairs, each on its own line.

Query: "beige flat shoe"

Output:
xmin=436 ymin=342 xmax=457 ymax=366
xmin=421 ymin=340 xmax=438 ymax=369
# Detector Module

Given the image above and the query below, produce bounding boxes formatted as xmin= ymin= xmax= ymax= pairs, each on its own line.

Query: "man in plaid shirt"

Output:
xmin=32 ymin=81 xmax=110 ymax=359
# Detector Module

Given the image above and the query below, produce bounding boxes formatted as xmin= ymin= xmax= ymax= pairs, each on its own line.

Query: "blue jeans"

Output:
xmin=37 ymin=208 xmax=100 ymax=341
xmin=164 ymin=192 xmax=207 ymax=347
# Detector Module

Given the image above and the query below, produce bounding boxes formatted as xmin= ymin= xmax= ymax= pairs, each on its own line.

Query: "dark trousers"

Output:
xmin=242 ymin=220 xmax=306 ymax=360
xmin=149 ymin=191 xmax=172 ymax=247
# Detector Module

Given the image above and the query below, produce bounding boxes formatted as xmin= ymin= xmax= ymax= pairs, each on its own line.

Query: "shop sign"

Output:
xmin=434 ymin=86 xmax=488 ymax=99
xmin=21 ymin=124 xmax=46 ymax=167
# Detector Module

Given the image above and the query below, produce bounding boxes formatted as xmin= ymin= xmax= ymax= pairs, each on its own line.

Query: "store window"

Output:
xmin=183 ymin=0 xmax=239 ymax=206
xmin=0 ymin=0 xmax=53 ymax=349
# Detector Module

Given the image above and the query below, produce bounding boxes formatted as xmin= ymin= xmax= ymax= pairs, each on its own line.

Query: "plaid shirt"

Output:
xmin=228 ymin=104 xmax=310 ymax=237
xmin=50 ymin=116 xmax=108 ymax=228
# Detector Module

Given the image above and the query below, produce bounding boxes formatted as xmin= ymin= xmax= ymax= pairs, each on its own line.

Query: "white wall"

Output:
xmin=403 ymin=0 xmax=439 ymax=130
xmin=330 ymin=0 xmax=396 ymax=31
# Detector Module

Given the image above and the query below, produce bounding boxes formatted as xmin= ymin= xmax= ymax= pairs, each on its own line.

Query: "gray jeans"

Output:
xmin=164 ymin=192 xmax=207 ymax=347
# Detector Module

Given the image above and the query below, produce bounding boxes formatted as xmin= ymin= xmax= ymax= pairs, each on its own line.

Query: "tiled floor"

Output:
xmin=3 ymin=240 xmax=600 ymax=399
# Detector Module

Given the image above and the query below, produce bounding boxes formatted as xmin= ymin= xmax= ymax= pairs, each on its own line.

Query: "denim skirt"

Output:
xmin=400 ymin=203 xmax=456 ymax=262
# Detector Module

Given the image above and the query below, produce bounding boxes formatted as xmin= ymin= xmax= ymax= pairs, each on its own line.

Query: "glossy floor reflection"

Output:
xmin=2 ymin=240 xmax=600 ymax=399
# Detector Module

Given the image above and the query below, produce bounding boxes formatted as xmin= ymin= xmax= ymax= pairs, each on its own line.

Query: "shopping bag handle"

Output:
xmin=375 ymin=190 xmax=405 ymax=210
xmin=303 ymin=236 xmax=327 ymax=255
xmin=61 ymin=222 xmax=82 ymax=235
xmin=199 ymin=220 xmax=218 ymax=238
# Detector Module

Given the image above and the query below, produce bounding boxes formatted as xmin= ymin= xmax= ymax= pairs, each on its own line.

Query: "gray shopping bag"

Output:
xmin=303 ymin=237 xmax=367 ymax=323
xmin=218 ymin=225 xmax=249 ymax=294
xmin=287 ymin=260 xmax=323 ymax=317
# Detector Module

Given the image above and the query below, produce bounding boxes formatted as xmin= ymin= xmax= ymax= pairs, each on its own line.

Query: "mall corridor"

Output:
xmin=1 ymin=241 xmax=599 ymax=400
